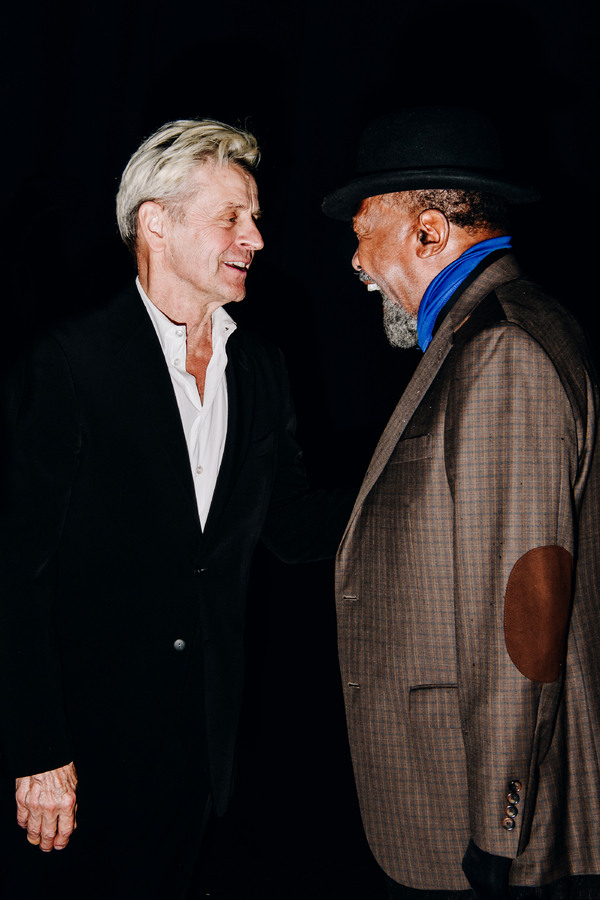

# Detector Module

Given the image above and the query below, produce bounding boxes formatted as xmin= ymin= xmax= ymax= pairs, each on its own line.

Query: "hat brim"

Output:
xmin=322 ymin=167 xmax=540 ymax=220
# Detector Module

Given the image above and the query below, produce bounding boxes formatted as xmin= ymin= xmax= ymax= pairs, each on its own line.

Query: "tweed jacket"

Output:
xmin=335 ymin=254 xmax=600 ymax=890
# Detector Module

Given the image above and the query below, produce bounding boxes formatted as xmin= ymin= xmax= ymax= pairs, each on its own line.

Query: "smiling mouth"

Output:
xmin=358 ymin=272 xmax=379 ymax=292
xmin=224 ymin=261 xmax=250 ymax=272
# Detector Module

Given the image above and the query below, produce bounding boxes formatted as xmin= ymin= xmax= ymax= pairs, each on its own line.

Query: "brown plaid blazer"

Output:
xmin=336 ymin=254 xmax=600 ymax=889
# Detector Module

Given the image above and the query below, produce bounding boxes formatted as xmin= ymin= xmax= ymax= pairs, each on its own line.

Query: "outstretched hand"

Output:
xmin=16 ymin=761 xmax=78 ymax=851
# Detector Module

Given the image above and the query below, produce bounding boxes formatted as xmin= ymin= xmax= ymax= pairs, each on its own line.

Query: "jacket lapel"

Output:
xmin=353 ymin=320 xmax=454 ymax=514
xmin=108 ymin=283 xmax=201 ymax=531
xmin=343 ymin=254 xmax=522 ymax=539
xmin=202 ymin=331 xmax=255 ymax=536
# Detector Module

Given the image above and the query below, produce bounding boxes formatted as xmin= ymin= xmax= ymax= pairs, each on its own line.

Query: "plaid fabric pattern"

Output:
xmin=336 ymin=255 xmax=600 ymax=889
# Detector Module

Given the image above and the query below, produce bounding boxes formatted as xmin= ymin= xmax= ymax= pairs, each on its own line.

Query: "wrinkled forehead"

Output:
xmin=182 ymin=160 xmax=260 ymax=215
xmin=352 ymin=194 xmax=389 ymax=230
xmin=353 ymin=192 xmax=415 ymax=232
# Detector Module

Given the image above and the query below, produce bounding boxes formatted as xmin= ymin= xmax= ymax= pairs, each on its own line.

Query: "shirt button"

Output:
xmin=175 ymin=329 xmax=183 ymax=337
xmin=196 ymin=466 xmax=204 ymax=475
xmin=173 ymin=639 xmax=186 ymax=651
xmin=173 ymin=358 xmax=181 ymax=366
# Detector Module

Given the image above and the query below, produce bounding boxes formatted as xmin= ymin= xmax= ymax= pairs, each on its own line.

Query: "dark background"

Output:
xmin=2 ymin=2 xmax=596 ymax=896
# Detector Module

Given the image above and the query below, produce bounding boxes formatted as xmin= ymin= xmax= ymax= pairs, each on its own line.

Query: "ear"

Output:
xmin=415 ymin=209 xmax=450 ymax=258
xmin=137 ymin=201 xmax=168 ymax=253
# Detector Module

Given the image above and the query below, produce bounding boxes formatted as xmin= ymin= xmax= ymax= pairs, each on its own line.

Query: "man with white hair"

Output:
xmin=0 ymin=119 xmax=352 ymax=898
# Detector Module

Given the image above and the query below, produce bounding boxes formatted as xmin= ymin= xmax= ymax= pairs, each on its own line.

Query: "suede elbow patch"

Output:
xmin=504 ymin=546 xmax=573 ymax=682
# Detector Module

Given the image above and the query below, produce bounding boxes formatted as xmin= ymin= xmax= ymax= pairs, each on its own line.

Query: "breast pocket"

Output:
xmin=389 ymin=433 xmax=433 ymax=464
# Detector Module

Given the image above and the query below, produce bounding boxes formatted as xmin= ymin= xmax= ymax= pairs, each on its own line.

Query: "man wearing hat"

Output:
xmin=323 ymin=107 xmax=600 ymax=897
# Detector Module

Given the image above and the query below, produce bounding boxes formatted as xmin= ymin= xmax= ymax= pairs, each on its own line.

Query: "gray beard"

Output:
xmin=381 ymin=293 xmax=419 ymax=349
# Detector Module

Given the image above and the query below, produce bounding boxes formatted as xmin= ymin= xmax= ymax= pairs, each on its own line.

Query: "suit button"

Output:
xmin=502 ymin=817 xmax=516 ymax=831
xmin=509 ymin=780 xmax=522 ymax=793
xmin=507 ymin=792 xmax=520 ymax=805
xmin=194 ymin=567 xmax=206 ymax=576
xmin=506 ymin=805 xmax=518 ymax=819
xmin=174 ymin=639 xmax=186 ymax=651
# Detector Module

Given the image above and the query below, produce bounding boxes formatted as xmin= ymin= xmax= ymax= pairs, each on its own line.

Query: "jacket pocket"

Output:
xmin=389 ymin=433 xmax=433 ymax=464
xmin=409 ymin=684 xmax=460 ymax=729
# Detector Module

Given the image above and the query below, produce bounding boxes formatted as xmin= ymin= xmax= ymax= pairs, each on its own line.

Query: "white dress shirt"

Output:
xmin=136 ymin=278 xmax=237 ymax=529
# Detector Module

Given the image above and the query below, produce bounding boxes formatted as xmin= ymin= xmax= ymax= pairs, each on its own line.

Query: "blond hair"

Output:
xmin=116 ymin=118 xmax=260 ymax=253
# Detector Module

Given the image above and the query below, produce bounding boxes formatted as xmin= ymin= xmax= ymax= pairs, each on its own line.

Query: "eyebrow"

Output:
xmin=220 ymin=203 xmax=262 ymax=218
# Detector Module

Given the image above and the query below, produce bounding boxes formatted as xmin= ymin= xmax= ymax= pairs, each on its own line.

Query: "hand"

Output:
xmin=462 ymin=838 xmax=512 ymax=899
xmin=15 ymin=761 xmax=78 ymax=851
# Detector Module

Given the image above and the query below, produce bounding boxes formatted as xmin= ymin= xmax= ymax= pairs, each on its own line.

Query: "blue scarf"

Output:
xmin=417 ymin=235 xmax=512 ymax=351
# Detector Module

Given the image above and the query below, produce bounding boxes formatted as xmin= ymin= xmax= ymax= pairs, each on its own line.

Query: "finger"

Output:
xmin=16 ymin=794 xmax=30 ymax=826
xmin=26 ymin=806 xmax=43 ymax=846
xmin=39 ymin=806 xmax=61 ymax=853
xmin=16 ymin=781 xmax=36 ymax=828
xmin=39 ymin=830 xmax=57 ymax=851
xmin=16 ymin=794 xmax=29 ymax=821
xmin=54 ymin=813 xmax=75 ymax=850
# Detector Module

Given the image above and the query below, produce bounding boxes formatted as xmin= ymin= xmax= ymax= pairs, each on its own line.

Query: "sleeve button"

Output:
xmin=174 ymin=639 xmax=186 ymax=651
xmin=502 ymin=817 xmax=516 ymax=831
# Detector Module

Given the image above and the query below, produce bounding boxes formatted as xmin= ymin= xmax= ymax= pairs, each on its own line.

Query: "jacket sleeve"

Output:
xmin=260 ymin=349 xmax=357 ymax=563
xmin=444 ymin=321 xmax=581 ymax=858
xmin=0 ymin=335 xmax=80 ymax=777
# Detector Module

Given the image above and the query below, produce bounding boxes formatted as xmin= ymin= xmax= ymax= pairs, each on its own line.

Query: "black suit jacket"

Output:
xmin=0 ymin=284 xmax=351 ymax=890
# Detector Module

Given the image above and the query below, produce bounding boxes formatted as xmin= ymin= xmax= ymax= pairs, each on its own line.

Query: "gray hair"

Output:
xmin=116 ymin=118 xmax=260 ymax=254
xmin=381 ymin=189 xmax=510 ymax=234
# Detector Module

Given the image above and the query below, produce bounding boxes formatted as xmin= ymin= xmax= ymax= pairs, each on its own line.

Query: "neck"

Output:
xmin=137 ymin=263 xmax=222 ymax=340
xmin=419 ymin=228 xmax=508 ymax=303
xmin=451 ymin=226 xmax=508 ymax=256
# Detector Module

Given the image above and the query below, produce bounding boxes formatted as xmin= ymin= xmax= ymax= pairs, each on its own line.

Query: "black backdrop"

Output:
xmin=2 ymin=2 xmax=596 ymax=896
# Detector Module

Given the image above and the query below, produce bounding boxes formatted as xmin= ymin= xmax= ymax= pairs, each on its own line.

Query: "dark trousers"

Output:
xmin=384 ymin=873 xmax=600 ymax=900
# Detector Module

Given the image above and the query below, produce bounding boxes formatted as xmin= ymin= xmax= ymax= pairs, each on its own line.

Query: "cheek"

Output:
xmin=378 ymin=252 xmax=404 ymax=285
xmin=359 ymin=244 xmax=378 ymax=273
xmin=212 ymin=232 xmax=236 ymax=258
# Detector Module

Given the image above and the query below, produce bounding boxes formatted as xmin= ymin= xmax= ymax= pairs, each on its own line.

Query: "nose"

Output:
xmin=240 ymin=218 xmax=264 ymax=252
xmin=352 ymin=247 xmax=362 ymax=271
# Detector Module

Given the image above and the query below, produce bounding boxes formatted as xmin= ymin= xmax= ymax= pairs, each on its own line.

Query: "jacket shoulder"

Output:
xmin=456 ymin=273 xmax=594 ymax=369
xmin=47 ymin=282 xmax=138 ymax=344
xmin=227 ymin=325 xmax=285 ymax=376
xmin=454 ymin=274 xmax=599 ymax=423
xmin=496 ymin=276 xmax=598 ymax=381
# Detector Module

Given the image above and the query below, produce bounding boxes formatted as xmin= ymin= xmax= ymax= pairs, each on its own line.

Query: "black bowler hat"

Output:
xmin=322 ymin=106 xmax=540 ymax=220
